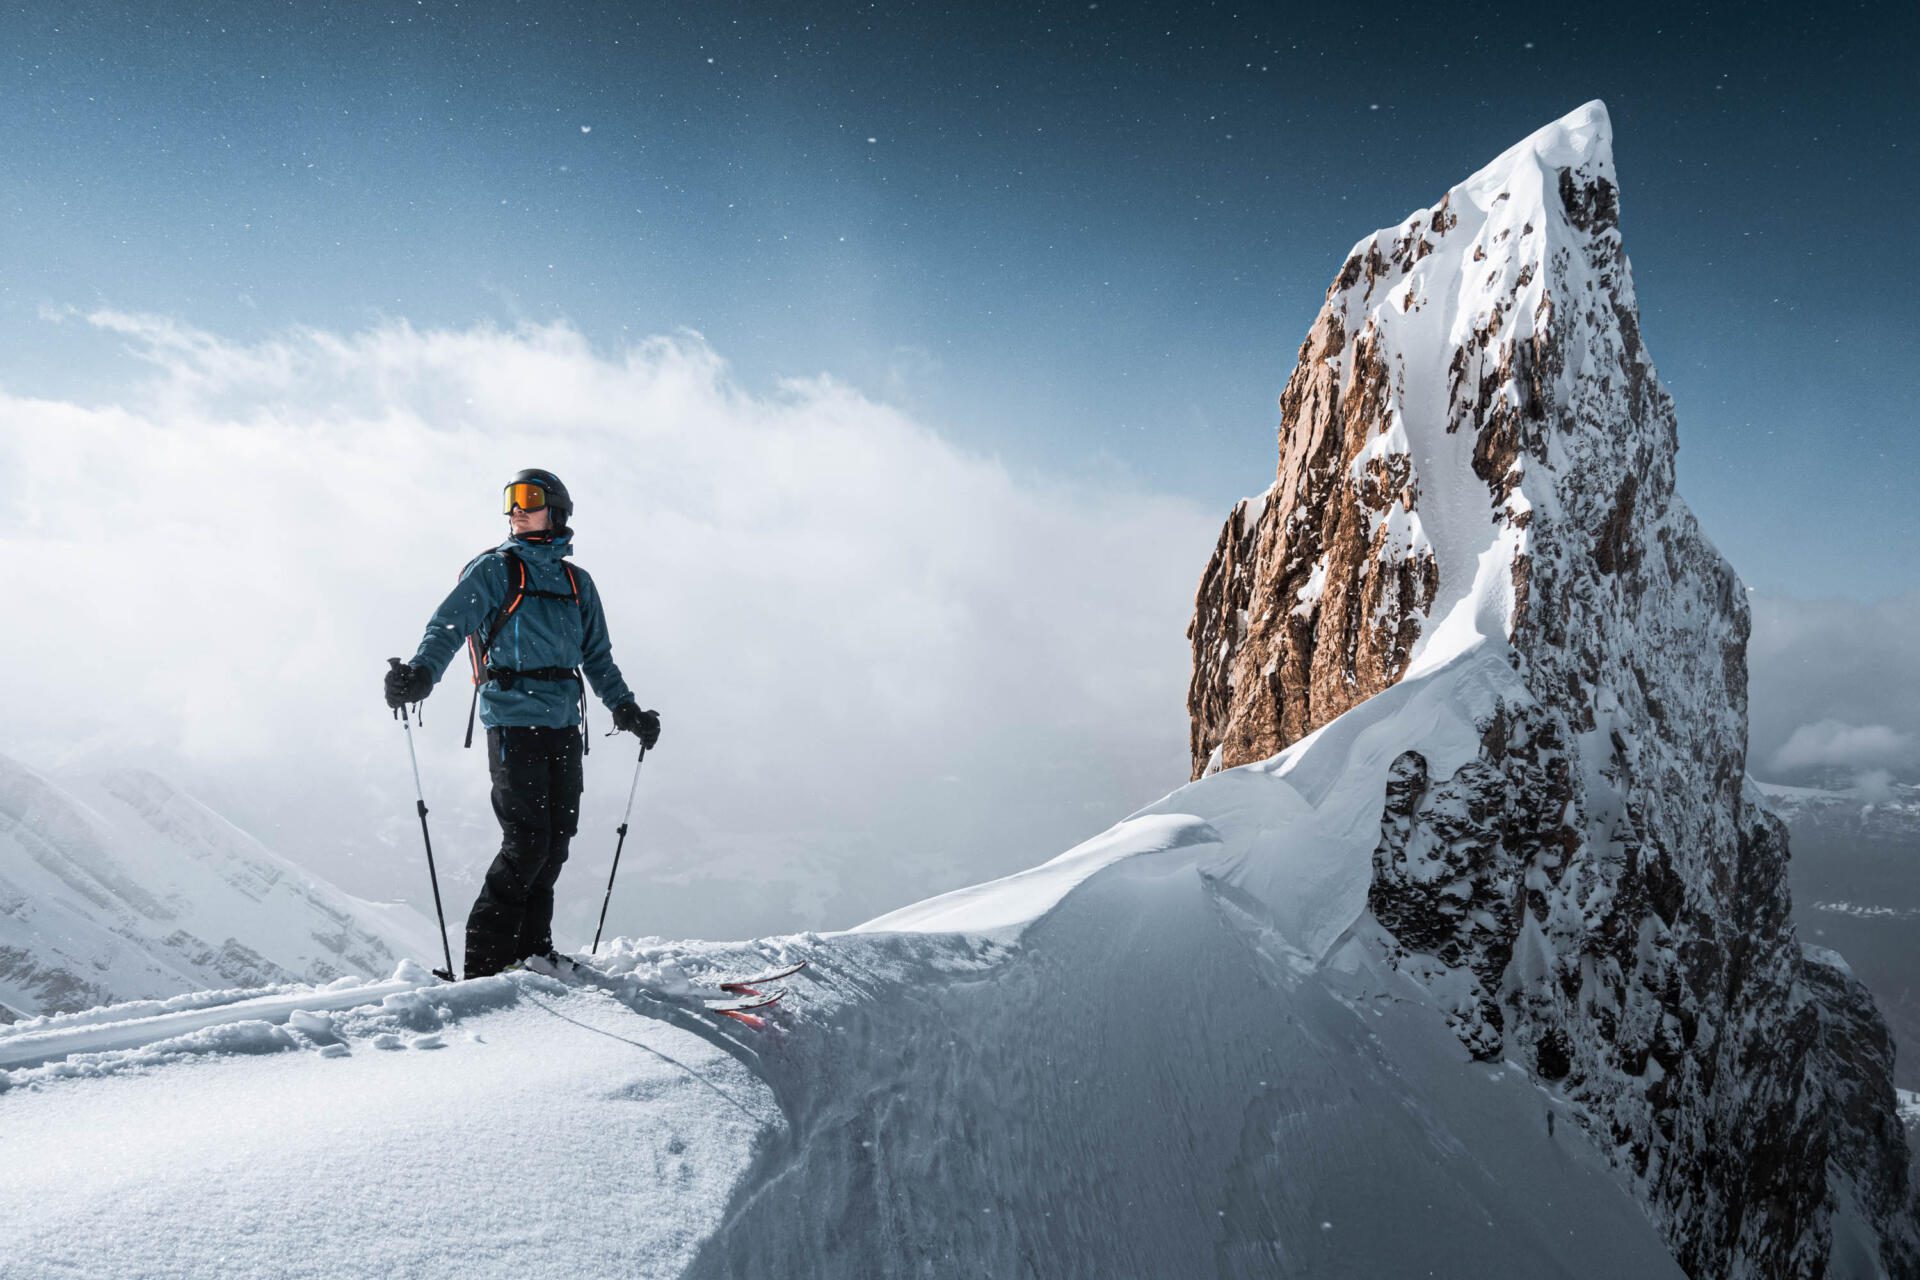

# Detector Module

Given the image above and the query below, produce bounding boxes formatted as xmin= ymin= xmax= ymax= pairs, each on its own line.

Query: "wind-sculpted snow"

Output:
xmin=852 ymin=811 xmax=1221 ymax=938
xmin=684 ymin=862 xmax=1683 ymax=1280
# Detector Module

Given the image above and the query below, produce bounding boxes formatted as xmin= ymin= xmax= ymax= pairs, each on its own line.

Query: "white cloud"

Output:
xmin=1769 ymin=720 xmax=1915 ymax=775
xmin=2 ymin=311 xmax=1218 ymax=942
xmin=1748 ymin=592 xmax=1920 ymax=786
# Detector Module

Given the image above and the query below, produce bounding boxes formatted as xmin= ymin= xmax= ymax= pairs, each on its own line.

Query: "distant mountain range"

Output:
xmin=1761 ymin=778 xmax=1920 ymax=1094
xmin=0 ymin=751 xmax=438 ymax=1022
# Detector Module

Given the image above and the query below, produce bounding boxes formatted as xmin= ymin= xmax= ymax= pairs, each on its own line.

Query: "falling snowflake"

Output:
xmin=580 ymin=125 xmax=592 ymax=134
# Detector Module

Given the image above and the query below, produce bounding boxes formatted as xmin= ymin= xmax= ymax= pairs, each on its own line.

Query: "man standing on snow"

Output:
xmin=382 ymin=469 xmax=661 ymax=978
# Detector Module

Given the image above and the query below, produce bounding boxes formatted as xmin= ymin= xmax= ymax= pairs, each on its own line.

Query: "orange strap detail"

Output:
xmin=497 ymin=558 xmax=528 ymax=622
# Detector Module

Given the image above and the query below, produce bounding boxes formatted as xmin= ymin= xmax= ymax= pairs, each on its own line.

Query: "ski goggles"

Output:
xmin=502 ymin=481 xmax=549 ymax=514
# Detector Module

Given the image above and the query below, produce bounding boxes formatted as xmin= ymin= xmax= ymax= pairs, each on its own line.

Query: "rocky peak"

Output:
xmin=1188 ymin=101 xmax=1918 ymax=1277
xmin=1189 ymin=101 xmax=1648 ymax=779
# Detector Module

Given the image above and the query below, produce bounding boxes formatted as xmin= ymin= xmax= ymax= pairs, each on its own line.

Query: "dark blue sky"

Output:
xmin=6 ymin=0 xmax=1915 ymax=598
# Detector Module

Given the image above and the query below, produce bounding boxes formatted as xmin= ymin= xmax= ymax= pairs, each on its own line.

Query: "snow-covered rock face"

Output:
xmin=1188 ymin=101 xmax=1918 ymax=1277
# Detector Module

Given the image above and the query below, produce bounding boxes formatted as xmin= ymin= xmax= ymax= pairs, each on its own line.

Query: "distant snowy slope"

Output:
xmin=0 ymin=752 xmax=438 ymax=1017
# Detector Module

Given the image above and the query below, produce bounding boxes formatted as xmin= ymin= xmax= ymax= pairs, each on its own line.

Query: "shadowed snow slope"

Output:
xmin=690 ymin=851 xmax=1680 ymax=1278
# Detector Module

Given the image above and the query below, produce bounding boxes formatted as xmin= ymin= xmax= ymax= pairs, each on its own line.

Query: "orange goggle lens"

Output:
xmin=503 ymin=482 xmax=548 ymax=514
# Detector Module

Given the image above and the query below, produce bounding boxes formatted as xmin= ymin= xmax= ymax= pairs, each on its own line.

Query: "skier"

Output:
xmin=382 ymin=469 xmax=661 ymax=978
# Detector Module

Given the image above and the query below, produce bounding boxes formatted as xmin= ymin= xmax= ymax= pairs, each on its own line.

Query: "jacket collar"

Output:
xmin=499 ymin=531 xmax=575 ymax=563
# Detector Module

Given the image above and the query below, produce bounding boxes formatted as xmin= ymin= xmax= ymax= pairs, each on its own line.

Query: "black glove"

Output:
xmin=612 ymin=701 xmax=661 ymax=749
xmin=384 ymin=658 xmax=433 ymax=709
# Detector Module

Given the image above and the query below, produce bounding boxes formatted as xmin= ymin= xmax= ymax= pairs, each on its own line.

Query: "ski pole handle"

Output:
xmin=621 ymin=742 xmax=647 ymax=823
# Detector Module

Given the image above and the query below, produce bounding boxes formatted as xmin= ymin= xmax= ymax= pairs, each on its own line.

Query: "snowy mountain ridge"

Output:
xmin=1759 ymin=777 xmax=1920 ymax=841
xmin=0 ymin=751 xmax=439 ymax=1019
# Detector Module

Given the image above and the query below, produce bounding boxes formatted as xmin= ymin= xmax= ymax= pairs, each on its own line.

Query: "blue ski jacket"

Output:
xmin=408 ymin=533 xmax=635 ymax=729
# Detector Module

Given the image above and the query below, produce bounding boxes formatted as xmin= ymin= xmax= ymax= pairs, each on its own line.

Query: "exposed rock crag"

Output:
xmin=1188 ymin=101 xmax=1919 ymax=1277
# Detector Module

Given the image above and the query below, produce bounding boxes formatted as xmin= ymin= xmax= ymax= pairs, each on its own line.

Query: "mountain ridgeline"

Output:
xmin=0 ymin=752 xmax=436 ymax=1020
xmin=1187 ymin=100 xmax=1917 ymax=1277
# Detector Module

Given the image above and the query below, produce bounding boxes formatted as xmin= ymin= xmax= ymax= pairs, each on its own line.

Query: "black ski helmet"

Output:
xmin=506 ymin=468 xmax=572 ymax=531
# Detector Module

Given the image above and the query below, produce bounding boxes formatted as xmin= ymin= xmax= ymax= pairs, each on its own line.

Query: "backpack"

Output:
xmin=460 ymin=547 xmax=592 ymax=752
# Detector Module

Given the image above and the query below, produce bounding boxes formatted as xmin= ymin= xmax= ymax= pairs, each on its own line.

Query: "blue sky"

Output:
xmin=5 ymin=0 xmax=1916 ymax=599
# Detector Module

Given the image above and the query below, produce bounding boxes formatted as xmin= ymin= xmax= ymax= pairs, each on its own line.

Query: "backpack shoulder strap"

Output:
xmin=480 ymin=549 xmax=529 ymax=654
xmin=462 ymin=547 xmax=522 ymax=748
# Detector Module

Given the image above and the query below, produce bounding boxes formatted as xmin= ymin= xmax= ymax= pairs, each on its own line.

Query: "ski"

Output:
xmin=703 ymin=988 xmax=784 ymax=1013
xmin=709 ymin=988 xmax=783 ymax=1030
xmin=514 ymin=953 xmax=585 ymax=979
xmin=519 ymin=953 xmax=792 ymax=1029
xmin=718 ymin=959 xmax=808 ymax=995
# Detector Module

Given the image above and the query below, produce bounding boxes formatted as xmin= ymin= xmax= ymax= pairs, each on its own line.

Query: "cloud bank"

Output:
xmin=1770 ymin=720 xmax=1915 ymax=776
xmin=3 ymin=311 xmax=1218 ymax=942
xmin=1747 ymin=591 xmax=1920 ymax=788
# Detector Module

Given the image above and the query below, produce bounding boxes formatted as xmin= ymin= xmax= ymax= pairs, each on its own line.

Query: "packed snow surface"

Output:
xmin=1 ymin=958 xmax=778 ymax=1278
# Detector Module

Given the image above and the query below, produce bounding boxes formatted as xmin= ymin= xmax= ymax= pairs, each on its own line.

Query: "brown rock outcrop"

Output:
xmin=1187 ymin=252 xmax=1441 ymax=778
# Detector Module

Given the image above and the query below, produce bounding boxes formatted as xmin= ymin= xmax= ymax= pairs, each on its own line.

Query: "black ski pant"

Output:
xmin=465 ymin=725 xmax=583 ymax=978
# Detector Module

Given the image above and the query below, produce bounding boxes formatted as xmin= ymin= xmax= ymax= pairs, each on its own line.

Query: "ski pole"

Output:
xmin=592 ymin=742 xmax=648 ymax=956
xmin=392 ymin=659 xmax=457 ymax=981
